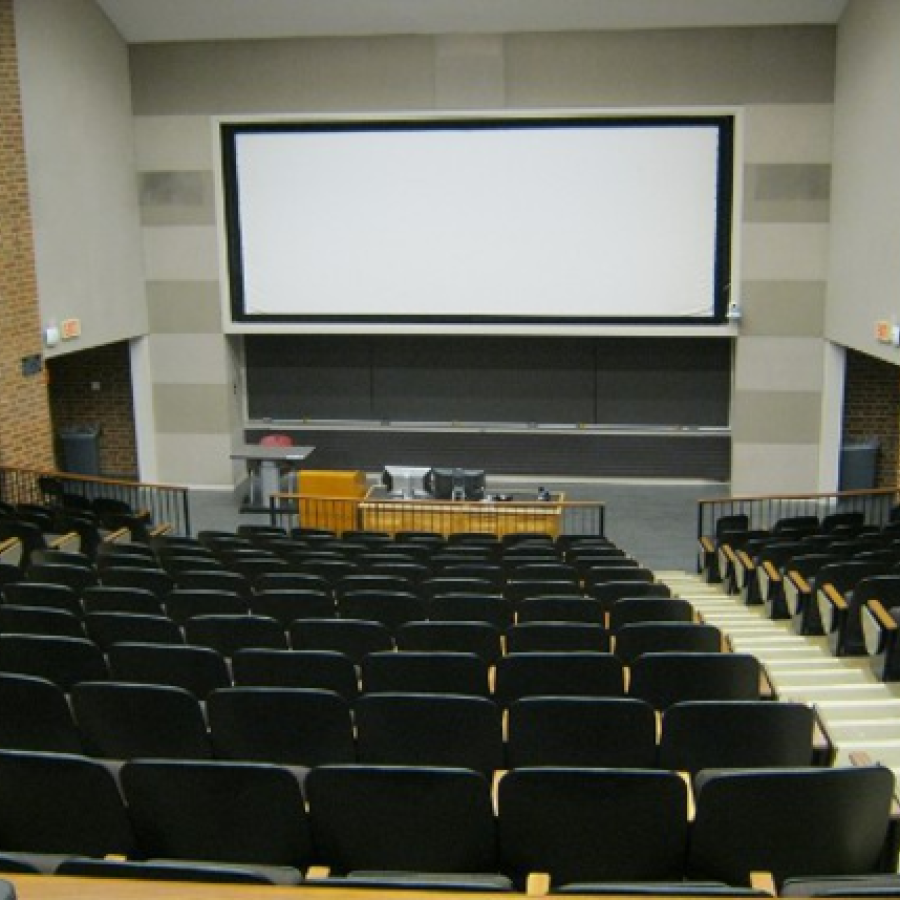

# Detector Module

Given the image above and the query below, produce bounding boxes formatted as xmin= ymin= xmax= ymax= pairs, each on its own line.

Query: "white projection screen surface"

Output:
xmin=221 ymin=116 xmax=734 ymax=326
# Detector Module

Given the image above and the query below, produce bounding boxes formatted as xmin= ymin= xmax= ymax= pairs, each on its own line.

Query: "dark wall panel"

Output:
xmin=245 ymin=335 xmax=732 ymax=429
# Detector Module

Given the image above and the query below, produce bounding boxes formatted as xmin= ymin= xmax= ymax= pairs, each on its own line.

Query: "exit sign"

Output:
xmin=60 ymin=318 xmax=81 ymax=340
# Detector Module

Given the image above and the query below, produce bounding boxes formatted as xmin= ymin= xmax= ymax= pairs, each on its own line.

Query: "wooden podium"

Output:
xmin=296 ymin=469 xmax=368 ymax=533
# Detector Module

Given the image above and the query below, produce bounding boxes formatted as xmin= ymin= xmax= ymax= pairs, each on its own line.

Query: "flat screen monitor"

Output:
xmin=382 ymin=465 xmax=433 ymax=499
xmin=427 ymin=468 xmax=487 ymax=502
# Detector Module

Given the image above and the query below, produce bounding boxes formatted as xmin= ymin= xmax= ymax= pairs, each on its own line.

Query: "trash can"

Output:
xmin=58 ymin=424 xmax=101 ymax=476
xmin=839 ymin=438 xmax=879 ymax=491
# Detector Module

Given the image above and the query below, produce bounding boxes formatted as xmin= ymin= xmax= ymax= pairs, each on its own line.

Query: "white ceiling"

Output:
xmin=94 ymin=0 xmax=849 ymax=44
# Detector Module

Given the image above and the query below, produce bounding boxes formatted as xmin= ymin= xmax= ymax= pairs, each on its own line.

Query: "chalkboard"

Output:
xmin=245 ymin=335 xmax=731 ymax=428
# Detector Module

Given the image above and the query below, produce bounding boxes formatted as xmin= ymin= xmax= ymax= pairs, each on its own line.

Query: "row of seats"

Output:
xmin=0 ymin=575 xmax=674 ymax=631
xmin=0 ymin=600 xmax=723 ymax=661
xmin=0 ymin=631 xmax=766 ymax=706
xmin=0 ymin=750 xmax=896 ymax=893
xmin=705 ymin=512 xmax=900 ymax=683
xmin=0 ymin=673 xmax=820 ymax=774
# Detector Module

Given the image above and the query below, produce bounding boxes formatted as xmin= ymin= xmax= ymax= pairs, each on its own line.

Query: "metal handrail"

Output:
xmin=697 ymin=487 xmax=900 ymax=542
xmin=0 ymin=466 xmax=191 ymax=536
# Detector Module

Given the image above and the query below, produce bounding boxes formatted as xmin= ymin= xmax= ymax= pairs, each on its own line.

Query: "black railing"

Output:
xmin=697 ymin=487 xmax=900 ymax=542
xmin=0 ymin=466 xmax=191 ymax=536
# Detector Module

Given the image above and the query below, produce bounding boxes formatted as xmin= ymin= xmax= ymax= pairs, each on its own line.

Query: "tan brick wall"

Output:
xmin=843 ymin=349 xmax=900 ymax=488
xmin=47 ymin=342 xmax=138 ymax=478
xmin=0 ymin=0 xmax=54 ymax=470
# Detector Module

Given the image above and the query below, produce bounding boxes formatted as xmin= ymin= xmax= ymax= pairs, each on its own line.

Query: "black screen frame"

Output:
xmin=220 ymin=113 xmax=735 ymax=328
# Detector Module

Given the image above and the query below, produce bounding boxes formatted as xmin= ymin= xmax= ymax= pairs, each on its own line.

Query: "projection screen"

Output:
xmin=220 ymin=114 xmax=734 ymax=327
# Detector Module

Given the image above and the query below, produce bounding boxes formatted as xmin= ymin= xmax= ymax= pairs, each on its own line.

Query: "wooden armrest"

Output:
xmin=822 ymin=582 xmax=849 ymax=611
xmin=50 ymin=531 xmax=81 ymax=552
xmin=722 ymin=544 xmax=739 ymax=563
xmin=750 ymin=872 xmax=777 ymax=895
xmin=869 ymin=599 xmax=898 ymax=632
xmin=787 ymin=570 xmax=810 ymax=593
xmin=526 ymin=872 xmax=551 ymax=897
xmin=736 ymin=549 xmax=754 ymax=569
xmin=762 ymin=560 xmax=782 ymax=582
xmin=305 ymin=866 xmax=331 ymax=880
xmin=149 ymin=522 xmax=174 ymax=537
xmin=699 ymin=536 xmax=715 ymax=553
xmin=849 ymin=751 xmax=874 ymax=766
xmin=759 ymin=664 xmax=777 ymax=700
xmin=0 ymin=537 xmax=22 ymax=564
xmin=101 ymin=527 xmax=133 ymax=545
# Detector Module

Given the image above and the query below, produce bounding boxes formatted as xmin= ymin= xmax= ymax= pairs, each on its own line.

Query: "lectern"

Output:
xmin=230 ymin=444 xmax=314 ymax=511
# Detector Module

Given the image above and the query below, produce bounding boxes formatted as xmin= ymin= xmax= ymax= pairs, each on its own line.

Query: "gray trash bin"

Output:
xmin=839 ymin=438 xmax=879 ymax=491
xmin=58 ymin=425 xmax=101 ymax=476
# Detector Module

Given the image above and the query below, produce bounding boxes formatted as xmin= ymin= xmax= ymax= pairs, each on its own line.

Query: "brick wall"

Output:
xmin=0 ymin=0 xmax=54 ymax=470
xmin=842 ymin=348 xmax=900 ymax=488
xmin=47 ymin=342 xmax=139 ymax=478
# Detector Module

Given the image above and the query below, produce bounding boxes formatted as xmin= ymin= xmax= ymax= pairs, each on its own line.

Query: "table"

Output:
xmin=359 ymin=491 xmax=566 ymax=538
xmin=230 ymin=445 xmax=314 ymax=512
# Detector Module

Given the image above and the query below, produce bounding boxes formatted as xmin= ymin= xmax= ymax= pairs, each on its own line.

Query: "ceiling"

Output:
xmin=94 ymin=0 xmax=849 ymax=44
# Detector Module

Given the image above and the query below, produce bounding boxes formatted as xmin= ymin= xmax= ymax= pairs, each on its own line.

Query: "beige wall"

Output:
xmin=15 ymin=0 xmax=147 ymax=355
xmin=129 ymin=26 xmax=836 ymax=491
xmin=827 ymin=0 xmax=900 ymax=364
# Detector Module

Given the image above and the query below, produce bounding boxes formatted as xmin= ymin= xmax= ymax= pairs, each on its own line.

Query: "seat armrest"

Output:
xmin=821 ymin=582 xmax=848 ymax=611
xmin=750 ymin=871 xmax=776 ymax=895
xmin=527 ymin=872 xmax=551 ymax=897
xmin=869 ymin=599 xmax=898 ymax=632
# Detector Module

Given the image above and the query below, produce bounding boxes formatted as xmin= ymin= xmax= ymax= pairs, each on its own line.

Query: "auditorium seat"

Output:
xmin=818 ymin=574 xmax=900 ymax=657
xmin=173 ymin=569 xmax=253 ymax=601
xmin=628 ymin=652 xmax=762 ymax=710
xmin=2 ymin=581 xmax=82 ymax=616
xmin=289 ymin=617 xmax=394 ymax=663
xmin=687 ymin=765 xmax=898 ymax=889
xmin=55 ymin=858 xmax=280 ymax=885
xmin=336 ymin=589 xmax=427 ymax=632
xmin=505 ymin=696 xmax=657 ymax=769
xmin=120 ymin=758 xmax=310 ymax=884
xmin=231 ymin=648 xmax=360 ymax=700
xmin=251 ymin=588 xmax=335 ymax=626
xmin=0 ymin=634 xmax=107 ymax=691
xmin=657 ymin=700 xmax=819 ymax=776
xmin=164 ymin=587 xmax=249 ymax=624
xmin=497 ymin=767 xmax=688 ymax=890
xmin=505 ymin=622 xmax=609 ymax=654
xmin=354 ymin=692 xmax=504 ymax=774
xmin=613 ymin=622 xmax=723 ymax=665
xmin=505 ymin=579 xmax=582 ymax=605
xmin=80 ymin=585 xmax=164 ymax=616
xmin=100 ymin=565 xmax=174 ymax=599
xmin=83 ymin=611 xmax=183 ymax=649
xmin=184 ymin=613 xmax=288 ymax=656
xmin=515 ymin=595 xmax=605 ymax=624
xmin=107 ymin=641 xmax=230 ymax=699
xmin=780 ymin=873 xmax=900 ymax=896
xmin=420 ymin=576 xmax=498 ymax=599
xmin=607 ymin=596 xmax=695 ymax=631
xmin=0 ymin=749 xmax=136 ymax=872
xmin=361 ymin=650 xmax=490 ymax=697
xmin=0 ymin=604 xmax=84 ymax=639
xmin=305 ymin=764 xmax=509 ymax=888
xmin=0 ymin=673 xmax=83 ymax=754
xmin=590 ymin=580 xmax=672 ymax=614
xmin=794 ymin=560 xmax=891 ymax=637
xmin=395 ymin=620 xmax=503 ymax=664
xmin=427 ymin=592 xmax=514 ymax=630
xmin=23 ymin=562 xmax=97 ymax=593
xmin=71 ymin=681 xmax=212 ymax=760
xmin=493 ymin=652 xmax=626 ymax=707
xmin=207 ymin=686 xmax=355 ymax=767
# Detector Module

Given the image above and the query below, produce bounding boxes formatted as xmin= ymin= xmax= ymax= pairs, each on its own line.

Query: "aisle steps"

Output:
xmin=661 ymin=570 xmax=900 ymax=773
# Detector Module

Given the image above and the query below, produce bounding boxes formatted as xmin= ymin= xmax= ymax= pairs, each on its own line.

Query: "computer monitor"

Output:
xmin=382 ymin=465 xmax=433 ymax=499
xmin=426 ymin=467 xmax=487 ymax=501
